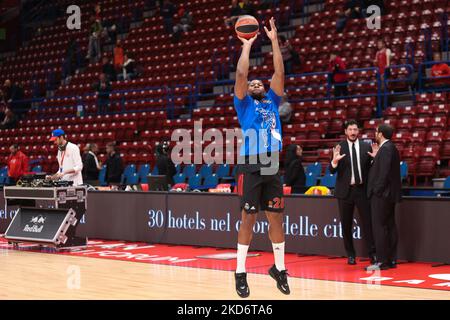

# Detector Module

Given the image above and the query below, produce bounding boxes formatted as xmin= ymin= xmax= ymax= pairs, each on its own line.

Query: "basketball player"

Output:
xmin=233 ymin=17 xmax=289 ymax=298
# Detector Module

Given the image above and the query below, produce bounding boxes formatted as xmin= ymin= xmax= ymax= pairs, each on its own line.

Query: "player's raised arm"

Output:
xmin=234 ymin=35 xmax=257 ymax=99
xmin=265 ymin=17 xmax=284 ymax=96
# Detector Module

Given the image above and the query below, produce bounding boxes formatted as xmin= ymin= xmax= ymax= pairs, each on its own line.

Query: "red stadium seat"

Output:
xmin=433 ymin=104 xmax=450 ymax=117
xmin=384 ymin=106 xmax=401 ymax=119
xmin=396 ymin=118 xmax=413 ymax=133
xmin=429 ymin=116 xmax=446 ymax=130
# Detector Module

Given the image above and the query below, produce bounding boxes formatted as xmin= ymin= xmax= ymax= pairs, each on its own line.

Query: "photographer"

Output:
xmin=155 ymin=140 xmax=176 ymax=187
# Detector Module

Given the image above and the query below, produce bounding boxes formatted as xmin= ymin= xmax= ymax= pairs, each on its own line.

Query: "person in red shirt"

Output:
xmin=329 ymin=54 xmax=349 ymax=97
xmin=94 ymin=3 xmax=101 ymax=21
xmin=374 ymin=39 xmax=392 ymax=88
xmin=430 ymin=52 xmax=450 ymax=88
xmin=7 ymin=144 xmax=29 ymax=185
xmin=114 ymin=39 xmax=124 ymax=72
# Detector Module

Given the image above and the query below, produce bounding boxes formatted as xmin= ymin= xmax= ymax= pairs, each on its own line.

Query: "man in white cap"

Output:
xmin=48 ymin=128 xmax=83 ymax=186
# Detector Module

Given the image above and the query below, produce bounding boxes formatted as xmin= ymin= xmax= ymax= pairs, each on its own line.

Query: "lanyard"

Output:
xmin=59 ymin=150 xmax=66 ymax=173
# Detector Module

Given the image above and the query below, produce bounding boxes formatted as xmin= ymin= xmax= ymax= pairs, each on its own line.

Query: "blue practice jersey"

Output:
xmin=234 ymin=89 xmax=283 ymax=157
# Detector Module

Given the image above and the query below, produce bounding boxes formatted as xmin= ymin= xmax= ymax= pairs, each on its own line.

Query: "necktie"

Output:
xmin=352 ymin=142 xmax=361 ymax=185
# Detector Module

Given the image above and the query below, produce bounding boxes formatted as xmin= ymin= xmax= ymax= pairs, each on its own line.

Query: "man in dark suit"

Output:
xmin=366 ymin=124 xmax=401 ymax=271
xmin=82 ymin=143 xmax=102 ymax=185
xmin=105 ymin=142 xmax=123 ymax=186
xmin=330 ymin=120 xmax=376 ymax=265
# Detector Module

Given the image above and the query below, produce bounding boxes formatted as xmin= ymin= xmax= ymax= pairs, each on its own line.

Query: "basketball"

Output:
xmin=235 ymin=15 xmax=259 ymax=39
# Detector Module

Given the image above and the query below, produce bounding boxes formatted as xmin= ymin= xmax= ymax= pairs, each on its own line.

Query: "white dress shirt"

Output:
xmin=379 ymin=139 xmax=389 ymax=149
xmin=347 ymin=139 xmax=362 ymax=185
xmin=89 ymin=150 xmax=100 ymax=168
xmin=56 ymin=142 xmax=83 ymax=186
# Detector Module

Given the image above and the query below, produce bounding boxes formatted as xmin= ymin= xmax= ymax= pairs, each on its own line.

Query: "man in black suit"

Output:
xmin=366 ymin=124 xmax=401 ymax=271
xmin=105 ymin=142 xmax=123 ymax=186
xmin=82 ymin=143 xmax=102 ymax=185
xmin=330 ymin=120 xmax=376 ymax=265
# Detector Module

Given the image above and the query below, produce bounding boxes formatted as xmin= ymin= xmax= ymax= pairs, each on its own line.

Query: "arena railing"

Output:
xmin=196 ymin=66 xmax=383 ymax=116
xmin=9 ymin=62 xmax=448 ymax=125
xmin=8 ymin=84 xmax=194 ymax=120
xmin=382 ymin=64 xmax=415 ymax=109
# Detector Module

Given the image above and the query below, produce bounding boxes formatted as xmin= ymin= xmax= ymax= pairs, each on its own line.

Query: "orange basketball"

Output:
xmin=235 ymin=15 xmax=259 ymax=39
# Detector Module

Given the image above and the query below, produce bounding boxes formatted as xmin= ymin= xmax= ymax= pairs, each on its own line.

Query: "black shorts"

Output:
xmin=236 ymin=170 xmax=284 ymax=214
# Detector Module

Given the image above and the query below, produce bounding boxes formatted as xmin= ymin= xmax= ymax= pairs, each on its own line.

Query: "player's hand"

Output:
xmin=238 ymin=34 xmax=258 ymax=46
xmin=264 ymin=17 xmax=277 ymax=42
xmin=332 ymin=145 xmax=346 ymax=164
xmin=367 ymin=142 xmax=379 ymax=158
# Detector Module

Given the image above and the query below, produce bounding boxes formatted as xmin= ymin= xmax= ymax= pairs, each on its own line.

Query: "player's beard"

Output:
xmin=250 ymin=91 xmax=265 ymax=100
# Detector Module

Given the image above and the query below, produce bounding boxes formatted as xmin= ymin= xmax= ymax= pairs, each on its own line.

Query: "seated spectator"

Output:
xmin=0 ymin=108 xmax=18 ymax=129
xmin=105 ymin=142 xmax=123 ymax=186
xmin=82 ymin=143 xmax=102 ymax=185
xmin=4 ymin=79 xmax=23 ymax=105
xmin=329 ymin=54 xmax=349 ymax=97
xmin=0 ymin=89 xmax=6 ymax=121
xmin=430 ymin=52 xmax=450 ymax=89
xmin=92 ymin=74 xmax=112 ymax=115
xmin=240 ymin=0 xmax=257 ymax=16
xmin=172 ymin=8 xmax=193 ymax=43
xmin=3 ymin=79 xmax=27 ymax=118
xmin=118 ymin=54 xmax=137 ymax=81
xmin=114 ymin=39 xmax=125 ymax=71
xmin=161 ymin=0 xmax=176 ymax=34
xmin=284 ymin=144 xmax=306 ymax=194
xmin=106 ymin=24 xmax=118 ymax=45
xmin=102 ymin=56 xmax=117 ymax=82
xmin=336 ymin=0 xmax=364 ymax=32
xmin=278 ymin=93 xmax=292 ymax=124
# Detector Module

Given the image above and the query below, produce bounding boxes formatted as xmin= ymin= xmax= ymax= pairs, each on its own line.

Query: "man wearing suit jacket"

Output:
xmin=330 ymin=120 xmax=376 ymax=265
xmin=366 ymin=124 xmax=401 ymax=271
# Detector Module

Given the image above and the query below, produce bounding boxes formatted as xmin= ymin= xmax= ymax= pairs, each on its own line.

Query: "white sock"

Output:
xmin=272 ymin=242 xmax=285 ymax=271
xmin=236 ymin=243 xmax=249 ymax=273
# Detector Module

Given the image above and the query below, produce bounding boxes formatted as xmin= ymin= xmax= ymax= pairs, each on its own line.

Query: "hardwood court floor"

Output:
xmin=0 ymin=249 xmax=449 ymax=300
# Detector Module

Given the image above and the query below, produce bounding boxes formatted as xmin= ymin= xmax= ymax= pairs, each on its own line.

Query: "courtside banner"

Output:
xmin=75 ymin=191 xmax=168 ymax=242
xmin=155 ymin=193 xmax=363 ymax=256
xmin=1 ymin=192 xmax=449 ymax=263
xmin=0 ymin=196 xmax=18 ymax=232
